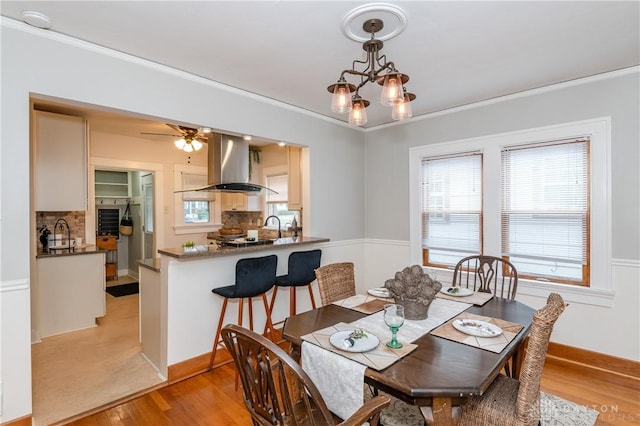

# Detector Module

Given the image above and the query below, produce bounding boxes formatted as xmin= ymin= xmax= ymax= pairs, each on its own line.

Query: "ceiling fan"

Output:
xmin=141 ymin=124 xmax=209 ymax=152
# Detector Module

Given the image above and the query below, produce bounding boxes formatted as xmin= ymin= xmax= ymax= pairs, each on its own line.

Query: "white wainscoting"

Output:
xmin=0 ymin=278 xmax=32 ymax=422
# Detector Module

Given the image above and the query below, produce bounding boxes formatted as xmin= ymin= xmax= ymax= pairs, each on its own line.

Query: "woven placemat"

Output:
xmin=436 ymin=289 xmax=494 ymax=306
xmin=332 ymin=294 xmax=391 ymax=314
xmin=431 ymin=312 xmax=523 ymax=353
xmin=302 ymin=322 xmax=417 ymax=371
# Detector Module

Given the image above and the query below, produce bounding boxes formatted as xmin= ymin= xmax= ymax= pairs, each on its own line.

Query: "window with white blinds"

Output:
xmin=181 ymin=172 xmax=212 ymax=224
xmin=181 ymin=173 xmax=214 ymax=201
xmin=421 ymin=152 xmax=483 ymax=266
xmin=266 ymin=174 xmax=288 ymax=203
xmin=265 ymin=174 xmax=296 ymax=227
xmin=501 ymin=139 xmax=589 ymax=285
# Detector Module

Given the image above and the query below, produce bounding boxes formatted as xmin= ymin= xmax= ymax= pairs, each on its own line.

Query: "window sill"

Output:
xmin=517 ymin=279 xmax=615 ymax=307
xmin=173 ymin=223 xmax=219 ymax=235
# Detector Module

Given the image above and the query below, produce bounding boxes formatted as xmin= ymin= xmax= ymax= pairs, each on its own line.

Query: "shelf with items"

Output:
xmin=95 ymin=170 xmax=130 ymax=198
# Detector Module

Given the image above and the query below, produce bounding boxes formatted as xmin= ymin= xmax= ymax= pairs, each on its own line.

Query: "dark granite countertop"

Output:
xmin=157 ymin=236 xmax=330 ymax=260
xmin=138 ymin=258 xmax=161 ymax=272
xmin=36 ymin=245 xmax=106 ymax=259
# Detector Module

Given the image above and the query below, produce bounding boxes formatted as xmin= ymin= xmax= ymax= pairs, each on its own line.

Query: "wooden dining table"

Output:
xmin=282 ymin=296 xmax=535 ymax=426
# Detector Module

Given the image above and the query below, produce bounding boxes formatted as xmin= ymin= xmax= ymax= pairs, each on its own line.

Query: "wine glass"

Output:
xmin=384 ymin=304 xmax=405 ymax=349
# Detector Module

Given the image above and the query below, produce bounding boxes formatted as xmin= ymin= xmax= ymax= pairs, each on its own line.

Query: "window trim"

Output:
xmin=501 ymin=139 xmax=590 ymax=286
xmin=172 ymin=164 xmax=219 ymax=234
xmin=409 ymin=117 xmax=613 ymax=306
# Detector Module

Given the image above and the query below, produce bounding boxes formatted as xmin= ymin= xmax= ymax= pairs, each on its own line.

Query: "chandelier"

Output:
xmin=327 ymin=18 xmax=415 ymax=126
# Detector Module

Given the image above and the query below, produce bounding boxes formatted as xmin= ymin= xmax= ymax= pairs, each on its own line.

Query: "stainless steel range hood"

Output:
xmin=196 ymin=133 xmax=276 ymax=195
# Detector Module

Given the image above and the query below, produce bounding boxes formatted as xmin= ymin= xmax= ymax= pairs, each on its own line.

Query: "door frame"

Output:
xmin=89 ymin=157 xmax=164 ymax=252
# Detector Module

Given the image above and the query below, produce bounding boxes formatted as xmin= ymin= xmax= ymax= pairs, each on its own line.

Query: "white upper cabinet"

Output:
xmin=287 ymin=146 xmax=302 ymax=211
xmin=34 ymin=111 xmax=88 ymax=211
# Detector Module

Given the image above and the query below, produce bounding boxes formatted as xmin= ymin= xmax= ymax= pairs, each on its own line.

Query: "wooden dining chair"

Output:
xmin=452 ymin=255 xmax=519 ymax=300
xmin=221 ymin=324 xmax=390 ymax=426
xmin=375 ymin=293 xmax=566 ymax=426
xmin=315 ymin=262 xmax=356 ymax=305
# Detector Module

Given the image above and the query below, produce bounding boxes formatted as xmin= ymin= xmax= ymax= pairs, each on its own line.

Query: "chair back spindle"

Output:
xmin=453 ymin=255 xmax=518 ymax=300
xmin=222 ymin=324 xmax=390 ymax=425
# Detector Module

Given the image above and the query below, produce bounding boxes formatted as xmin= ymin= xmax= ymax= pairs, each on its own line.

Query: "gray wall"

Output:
xmin=365 ymin=72 xmax=640 ymax=260
xmin=0 ymin=20 xmax=365 ymax=421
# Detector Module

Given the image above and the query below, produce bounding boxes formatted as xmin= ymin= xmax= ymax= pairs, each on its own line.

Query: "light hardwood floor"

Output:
xmin=33 ymin=285 xmax=639 ymax=425
xmin=31 ymin=276 xmax=165 ymax=426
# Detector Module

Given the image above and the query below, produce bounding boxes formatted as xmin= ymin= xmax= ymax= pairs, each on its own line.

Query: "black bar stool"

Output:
xmin=209 ymin=254 xmax=278 ymax=370
xmin=268 ymin=249 xmax=322 ymax=329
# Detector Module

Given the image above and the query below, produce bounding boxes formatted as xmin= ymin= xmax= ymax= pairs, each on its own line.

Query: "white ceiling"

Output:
xmin=2 ymin=1 xmax=639 ymax=131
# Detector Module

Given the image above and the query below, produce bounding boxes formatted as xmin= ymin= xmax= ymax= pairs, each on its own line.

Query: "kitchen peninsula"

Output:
xmin=140 ymin=236 xmax=330 ymax=382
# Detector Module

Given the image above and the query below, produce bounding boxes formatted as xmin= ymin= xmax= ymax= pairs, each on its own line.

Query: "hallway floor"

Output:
xmin=31 ymin=275 xmax=165 ymax=425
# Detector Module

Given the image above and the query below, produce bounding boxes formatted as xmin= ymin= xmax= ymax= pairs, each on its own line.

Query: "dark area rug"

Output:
xmin=105 ymin=282 xmax=139 ymax=297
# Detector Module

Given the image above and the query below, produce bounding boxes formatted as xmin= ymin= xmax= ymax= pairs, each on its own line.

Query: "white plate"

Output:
xmin=440 ymin=286 xmax=474 ymax=297
xmin=368 ymin=287 xmax=391 ymax=298
xmin=452 ymin=319 xmax=503 ymax=337
xmin=329 ymin=330 xmax=380 ymax=353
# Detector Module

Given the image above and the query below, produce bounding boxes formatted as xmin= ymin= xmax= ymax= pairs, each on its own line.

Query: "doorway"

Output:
xmin=31 ymin=163 xmax=165 ymax=425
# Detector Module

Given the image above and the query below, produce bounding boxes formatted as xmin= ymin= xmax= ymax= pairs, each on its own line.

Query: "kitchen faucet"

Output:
xmin=264 ymin=215 xmax=281 ymax=239
xmin=54 ymin=218 xmax=72 ymax=250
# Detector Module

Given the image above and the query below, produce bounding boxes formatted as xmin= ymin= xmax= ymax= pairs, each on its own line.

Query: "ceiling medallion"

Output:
xmin=341 ymin=3 xmax=408 ymax=42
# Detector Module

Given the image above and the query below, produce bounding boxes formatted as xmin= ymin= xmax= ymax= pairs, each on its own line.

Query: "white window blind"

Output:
xmin=501 ymin=139 xmax=589 ymax=284
xmin=266 ymin=174 xmax=288 ymax=203
xmin=181 ymin=173 xmax=215 ymax=201
xmin=421 ymin=152 xmax=482 ymax=266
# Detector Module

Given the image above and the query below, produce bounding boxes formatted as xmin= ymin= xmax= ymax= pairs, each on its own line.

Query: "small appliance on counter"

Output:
xmin=38 ymin=225 xmax=51 ymax=251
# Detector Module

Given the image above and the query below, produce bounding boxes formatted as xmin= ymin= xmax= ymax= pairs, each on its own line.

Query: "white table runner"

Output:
xmin=301 ymin=297 xmax=470 ymax=420
xmin=302 ymin=341 xmax=366 ymax=420
xmin=350 ymin=297 xmax=471 ymax=344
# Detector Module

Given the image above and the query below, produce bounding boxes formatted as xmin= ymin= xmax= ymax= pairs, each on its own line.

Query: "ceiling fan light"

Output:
xmin=191 ymin=139 xmax=203 ymax=151
xmin=380 ymin=72 xmax=405 ymax=106
xmin=174 ymin=138 xmax=186 ymax=149
xmin=182 ymin=142 xmax=194 ymax=153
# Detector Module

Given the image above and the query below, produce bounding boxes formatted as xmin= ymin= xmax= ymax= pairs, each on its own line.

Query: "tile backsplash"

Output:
xmin=36 ymin=211 xmax=86 ymax=242
xmin=216 ymin=211 xmax=293 ymax=239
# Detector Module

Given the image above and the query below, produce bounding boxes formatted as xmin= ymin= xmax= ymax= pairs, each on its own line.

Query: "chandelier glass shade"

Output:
xmin=349 ymin=96 xmax=370 ymax=126
xmin=392 ymin=90 xmax=416 ymax=121
xmin=327 ymin=18 xmax=415 ymax=126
